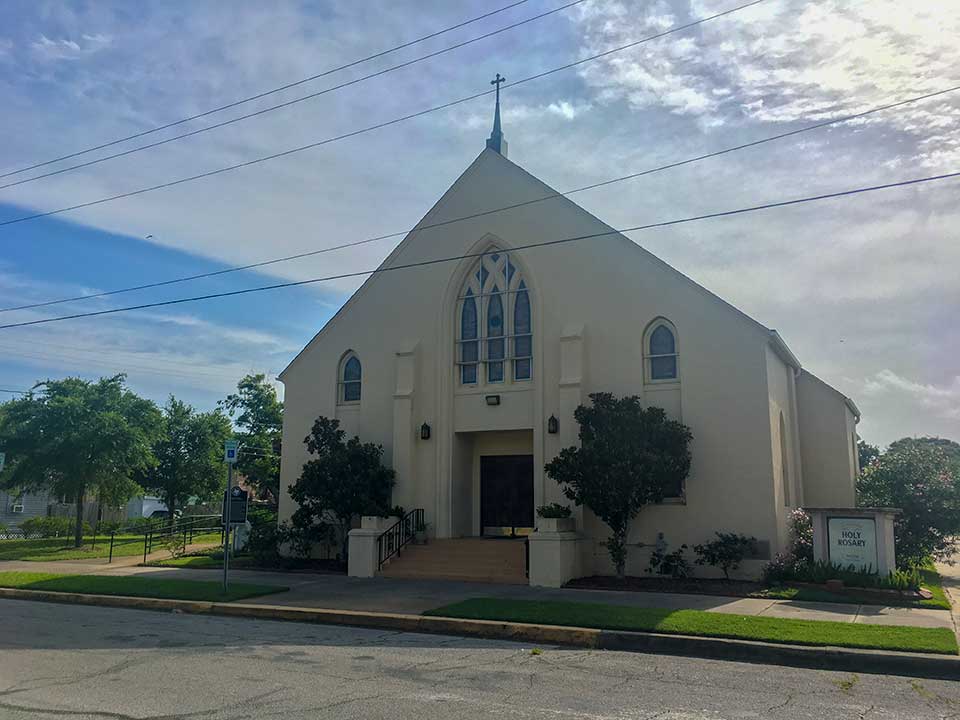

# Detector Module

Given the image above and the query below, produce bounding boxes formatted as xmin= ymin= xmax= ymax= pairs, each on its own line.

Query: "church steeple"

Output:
xmin=486 ymin=73 xmax=508 ymax=157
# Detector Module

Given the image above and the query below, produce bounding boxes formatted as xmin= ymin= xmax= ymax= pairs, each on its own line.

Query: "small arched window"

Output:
xmin=338 ymin=353 xmax=361 ymax=404
xmin=644 ymin=320 xmax=678 ymax=382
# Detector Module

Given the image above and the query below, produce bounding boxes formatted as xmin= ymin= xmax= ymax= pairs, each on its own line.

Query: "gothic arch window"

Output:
xmin=456 ymin=247 xmax=532 ymax=385
xmin=338 ymin=352 xmax=361 ymax=404
xmin=643 ymin=319 xmax=679 ymax=382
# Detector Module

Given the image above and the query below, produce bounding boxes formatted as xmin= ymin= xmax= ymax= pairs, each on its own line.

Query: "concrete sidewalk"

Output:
xmin=1 ymin=558 xmax=952 ymax=630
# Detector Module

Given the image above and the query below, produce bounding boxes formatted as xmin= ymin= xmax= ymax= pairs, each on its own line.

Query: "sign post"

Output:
xmin=222 ymin=439 xmax=239 ymax=593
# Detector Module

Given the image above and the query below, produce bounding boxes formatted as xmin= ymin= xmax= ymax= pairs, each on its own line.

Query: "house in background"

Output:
xmin=277 ymin=93 xmax=861 ymax=583
xmin=0 ymin=488 xmax=53 ymax=529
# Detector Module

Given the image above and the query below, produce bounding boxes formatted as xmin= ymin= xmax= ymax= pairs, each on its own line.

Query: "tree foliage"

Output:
xmin=887 ymin=436 xmax=960 ymax=475
xmin=136 ymin=397 xmax=232 ymax=519
xmin=857 ymin=443 xmax=960 ymax=567
xmin=220 ymin=374 xmax=282 ymax=500
xmin=288 ymin=416 xmax=395 ymax=560
xmin=544 ymin=393 xmax=692 ymax=578
xmin=857 ymin=439 xmax=880 ymax=472
xmin=0 ymin=376 xmax=161 ymax=547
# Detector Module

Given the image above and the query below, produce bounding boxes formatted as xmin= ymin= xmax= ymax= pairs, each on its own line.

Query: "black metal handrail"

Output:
xmin=377 ymin=508 xmax=424 ymax=570
xmin=103 ymin=514 xmax=222 ymax=564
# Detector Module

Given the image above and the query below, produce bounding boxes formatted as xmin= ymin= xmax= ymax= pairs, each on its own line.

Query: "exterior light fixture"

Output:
xmin=485 ymin=395 xmax=501 ymax=406
xmin=547 ymin=415 xmax=559 ymax=434
xmin=420 ymin=423 xmax=431 ymax=440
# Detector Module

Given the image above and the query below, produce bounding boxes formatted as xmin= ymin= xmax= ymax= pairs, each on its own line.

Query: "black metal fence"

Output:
xmin=102 ymin=515 xmax=223 ymax=564
xmin=377 ymin=508 xmax=424 ymax=570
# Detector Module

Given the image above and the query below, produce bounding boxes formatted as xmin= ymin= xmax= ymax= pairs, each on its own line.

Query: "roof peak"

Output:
xmin=486 ymin=73 xmax=508 ymax=157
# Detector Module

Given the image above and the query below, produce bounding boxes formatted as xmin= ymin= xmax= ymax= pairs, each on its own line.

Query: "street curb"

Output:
xmin=2 ymin=587 xmax=958 ymax=680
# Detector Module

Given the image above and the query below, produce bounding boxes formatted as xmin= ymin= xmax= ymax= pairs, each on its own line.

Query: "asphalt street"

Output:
xmin=0 ymin=599 xmax=957 ymax=719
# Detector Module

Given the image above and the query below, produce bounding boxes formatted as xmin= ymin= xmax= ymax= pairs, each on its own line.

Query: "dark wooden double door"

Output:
xmin=480 ymin=454 xmax=534 ymax=537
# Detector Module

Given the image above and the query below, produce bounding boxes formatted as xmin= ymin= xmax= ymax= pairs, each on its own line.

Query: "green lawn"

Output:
xmin=0 ymin=532 xmax=222 ymax=562
xmin=0 ymin=571 xmax=286 ymax=602
xmin=424 ymin=598 xmax=959 ymax=656
xmin=149 ymin=552 xmax=256 ymax=569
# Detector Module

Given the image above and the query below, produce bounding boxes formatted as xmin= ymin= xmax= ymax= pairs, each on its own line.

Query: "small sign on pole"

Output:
xmin=224 ymin=439 xmax=239 ymax=464
xmin=222 ymin=486 xmax=249 ymax=525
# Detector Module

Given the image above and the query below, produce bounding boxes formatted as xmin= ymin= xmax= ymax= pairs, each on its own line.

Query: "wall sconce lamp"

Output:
xmin=420 ymin=423 xmax=431 ymax=440
xmin=485 ymin=395 xmax=501 ymax=406
xmin=547 ymin=415 xmax=559 ymax=434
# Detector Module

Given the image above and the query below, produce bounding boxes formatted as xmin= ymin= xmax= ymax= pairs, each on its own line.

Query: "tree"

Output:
xmin=857 ymin=438 xmax=880 ymax=472
xmin=220 ymin=374 xmax=282 ymax=500
xmin=887 ymin=436 xmax=960 ymax=475
xmin=0 ymin=376 xmax=161 ymax=547
xmin=288 ymin=416 xmax=395 ymax=561
xmin=545 ymin=393 xmax=692 ymax=578
xmin=857 ymin=443 xmax=960 ymax=568
xmin=136 ymin=397 xmax=232 ymax=521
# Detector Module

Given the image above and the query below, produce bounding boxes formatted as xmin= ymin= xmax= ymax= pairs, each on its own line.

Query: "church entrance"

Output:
xmin=480 ymin=454 xmax=534 ymax=537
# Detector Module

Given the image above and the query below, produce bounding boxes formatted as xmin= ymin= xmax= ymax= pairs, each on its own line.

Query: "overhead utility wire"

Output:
xmin=0 ymin=388 xmax=29 ymax=395
xmin=3 ymin=82 xmax=956 ymax=315
xmin=0 ymin=0 xmax=588 ymax=190
xmin=1 ymin=169 xmax=955 ymax=331
xmin=0 ymin=0 xmax=766 ymax=229
xmin=0 ymin=0 xmax=534 ymax=180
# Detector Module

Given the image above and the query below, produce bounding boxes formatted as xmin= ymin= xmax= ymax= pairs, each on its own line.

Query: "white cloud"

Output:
xmin=862 ymin=370 xmax=960 ymax=421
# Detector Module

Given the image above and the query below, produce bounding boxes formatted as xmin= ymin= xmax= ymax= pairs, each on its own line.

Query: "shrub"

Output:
xmin=247 ymin=519 xmax=281 ymax=565
xmin=98 ymin=520 xmax=122 ymax=535
xmin=389 ymin=505 xmax=405 ymax=518
xmin=536 ymin=503 xmax=572 ymax=519
xmin=646 ymin=534 xmax=690 ymax=578
xmin=20 ymin=516 xmax=92 ymax=538
xmin=163 ymin=532 xmax=187 ymax=559
xmin=786 ymin=509 xmax=813 ymax=562
xmin=693 ymin=532 xmax=757 ymax=580
xmin=763 ymin=558 xmax=921 ymax=591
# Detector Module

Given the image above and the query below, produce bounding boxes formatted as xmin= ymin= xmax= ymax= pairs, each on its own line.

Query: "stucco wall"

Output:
xmin=797 ymin=370 xmax=858 ymax=507
xmin=278 ymin=149 xmax=851 ymax=578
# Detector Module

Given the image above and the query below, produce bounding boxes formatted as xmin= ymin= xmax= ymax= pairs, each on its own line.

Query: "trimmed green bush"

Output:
xmin=20 ymin=516 xmax=92 ymax=538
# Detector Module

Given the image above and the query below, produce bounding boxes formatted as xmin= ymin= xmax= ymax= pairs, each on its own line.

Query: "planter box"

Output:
xmin=537 ymin=517 xmax=575 ymax=533
xmin=360 ymin=516 xmax=391 ymax=531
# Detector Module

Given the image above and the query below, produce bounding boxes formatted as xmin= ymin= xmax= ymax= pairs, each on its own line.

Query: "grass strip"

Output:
xmin=424 ymin=598 xmax=958 ymax=655
xmin=0 ymin=532 xmax=222 ymax=562
xmin=0 ymin=571 xmax=286 ymax=602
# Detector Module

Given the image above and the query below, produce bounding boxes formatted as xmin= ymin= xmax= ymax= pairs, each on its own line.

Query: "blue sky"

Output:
xmin=1 ymin=0 xmax=958 ymax=445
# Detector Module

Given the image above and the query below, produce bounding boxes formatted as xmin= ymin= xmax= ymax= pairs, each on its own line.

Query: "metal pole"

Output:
xmin=109 ymin=531 xmax=115 ymax=564
xmin=222 ymin=462 xmax=232 ymax=593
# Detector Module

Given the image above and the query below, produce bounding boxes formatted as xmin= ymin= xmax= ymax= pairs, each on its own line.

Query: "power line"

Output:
xmin=0 ymin=388 xmax=29 ymax=395
xmin=2 ymin=169 xmax=955 ymax=332
xmin=3 ymin=82 xmax=956 ymax=314
xmin=0 ymin=0 xmax=534 ymax=180
xmin=0 ymin=0 xmax=766 ymax=229
xmin=0 ymin=0 xmax=587 ymax=191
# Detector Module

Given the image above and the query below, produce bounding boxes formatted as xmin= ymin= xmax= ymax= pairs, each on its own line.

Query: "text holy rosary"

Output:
xmin=836 ymin=530 xmax=867 ymax=547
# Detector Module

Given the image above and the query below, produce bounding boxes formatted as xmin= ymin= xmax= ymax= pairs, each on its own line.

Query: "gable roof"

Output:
xmin=280 ymin=148 xmax=800 ymax=378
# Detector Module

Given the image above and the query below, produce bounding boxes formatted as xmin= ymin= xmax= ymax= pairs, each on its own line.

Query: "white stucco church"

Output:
xmin=278 ymin=84 xmax=861 ymax=583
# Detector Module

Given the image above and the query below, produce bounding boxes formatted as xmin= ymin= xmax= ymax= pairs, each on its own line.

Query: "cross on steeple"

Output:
xmin=486 ymin=72 xmax=508 ymax=157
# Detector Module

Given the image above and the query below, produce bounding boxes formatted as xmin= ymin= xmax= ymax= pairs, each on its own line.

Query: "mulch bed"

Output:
xmin=564 ymin=575 xmax=762 ymax=598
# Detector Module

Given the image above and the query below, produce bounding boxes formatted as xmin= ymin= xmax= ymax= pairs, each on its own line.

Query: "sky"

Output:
xmin=0 ymin=0 xmax=957 ymax=447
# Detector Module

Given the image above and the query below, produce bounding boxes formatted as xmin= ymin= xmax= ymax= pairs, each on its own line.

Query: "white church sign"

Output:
xmin=808 ymin=507 xmax=899 ymax=575
xmin=827 ymin=516 xmax=877 ymax=571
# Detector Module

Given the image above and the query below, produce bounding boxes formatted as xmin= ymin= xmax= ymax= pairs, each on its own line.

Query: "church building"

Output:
xmin=277 ymin=84 xmax=861 ymax=583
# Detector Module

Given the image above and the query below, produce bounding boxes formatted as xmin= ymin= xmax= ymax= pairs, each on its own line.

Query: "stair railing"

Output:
xmin=377 ymin=508 xmax=423 ymax=570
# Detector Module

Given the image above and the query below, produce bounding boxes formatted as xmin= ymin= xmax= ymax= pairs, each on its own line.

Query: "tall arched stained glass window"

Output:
xmin=486 ymin=286 xmax=504 ymax=382
xmin=513 ymin=281 xmax=531 ymax=380
xmin=457 ymin=246 xmax=532 ymax=386
xmin=460 ymin=289 xmax=478 ymax=384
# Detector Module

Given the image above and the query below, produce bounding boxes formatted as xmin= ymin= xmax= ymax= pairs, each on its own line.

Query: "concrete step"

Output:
xmin=379 ymin=538 xmax=527 ymax=584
